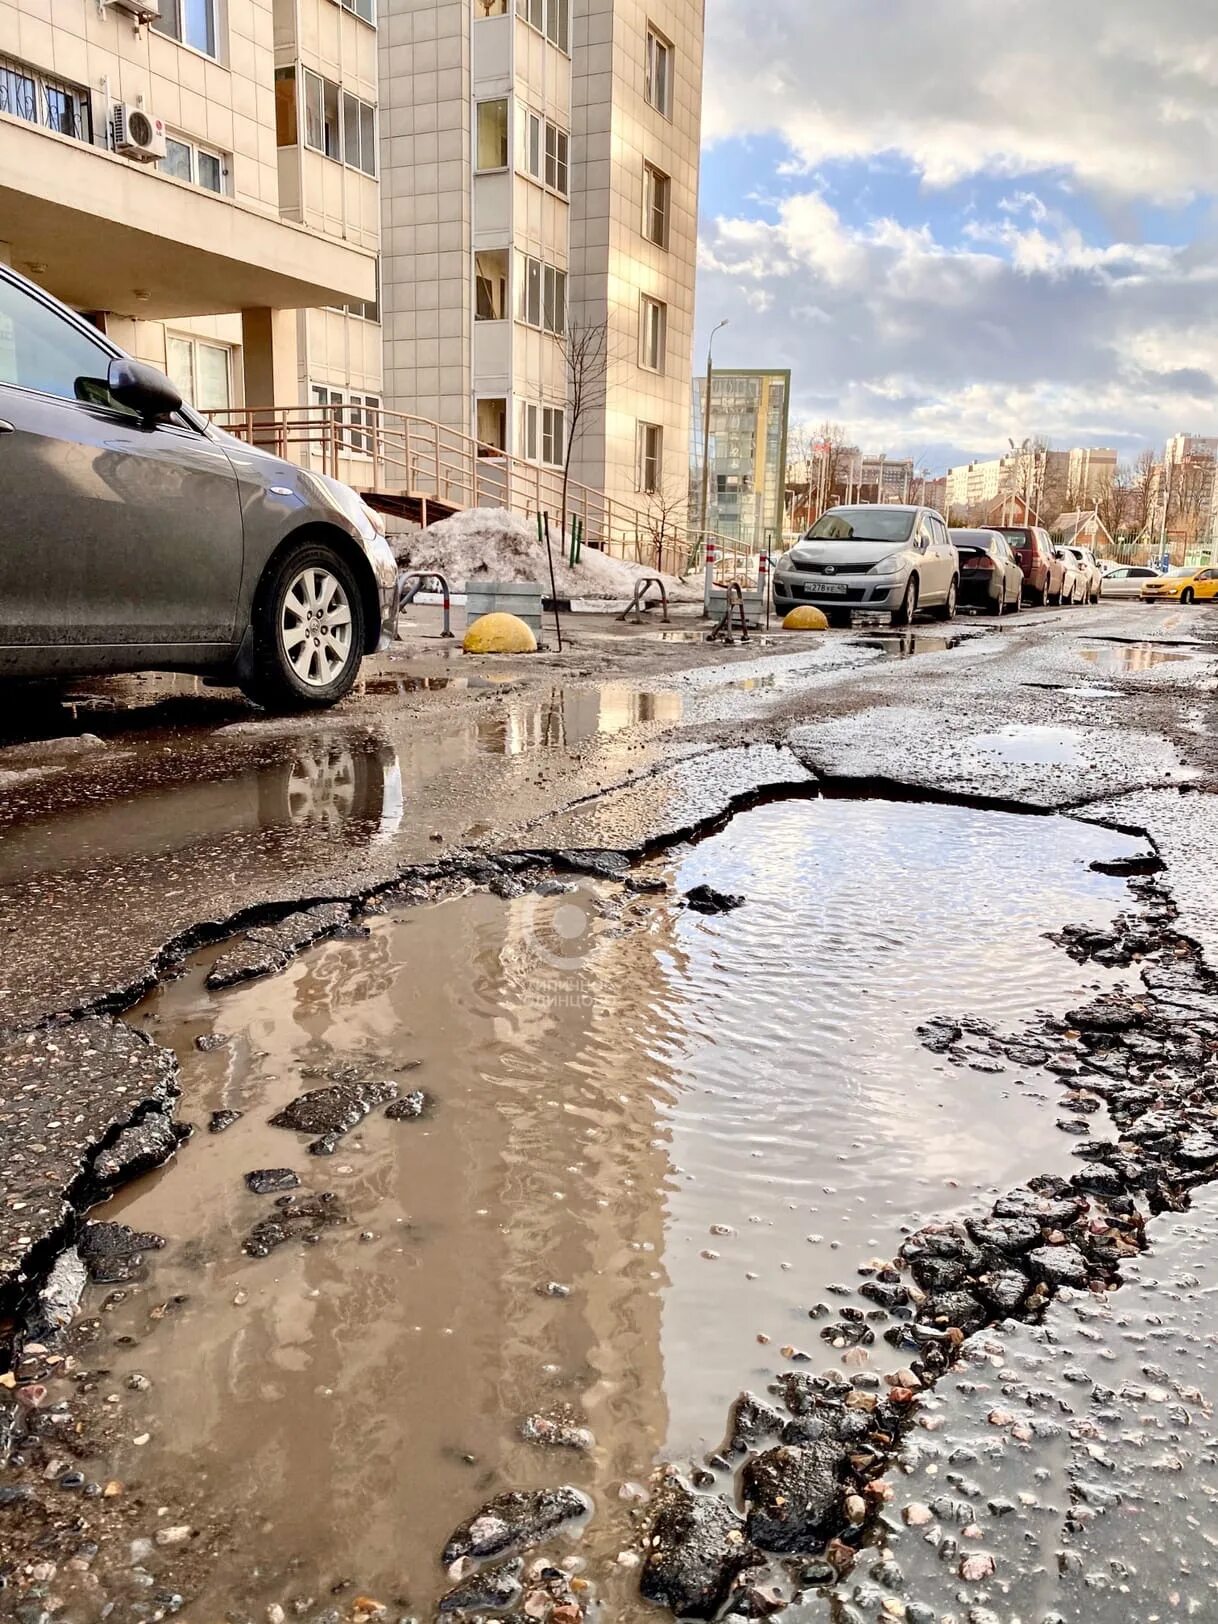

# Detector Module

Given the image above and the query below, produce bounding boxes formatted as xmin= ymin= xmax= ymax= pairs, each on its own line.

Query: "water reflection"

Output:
xmin=1079 ymin=642 xmax=1192 ymax=674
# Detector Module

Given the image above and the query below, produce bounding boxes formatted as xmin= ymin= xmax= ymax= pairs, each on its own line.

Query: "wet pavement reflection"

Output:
xmin=82 ymin=798 xmax=1145 ymax=1619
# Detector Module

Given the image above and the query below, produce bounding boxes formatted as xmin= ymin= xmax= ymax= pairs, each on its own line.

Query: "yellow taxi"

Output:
xmin=1140 ymin=565 xmax=1218 ymax=604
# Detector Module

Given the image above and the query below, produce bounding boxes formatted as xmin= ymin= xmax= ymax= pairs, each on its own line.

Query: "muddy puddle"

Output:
xmin=1079 ymin=642 xmax=1193 ymax=675
xmin=57 ymin=797 xmax=1148 ymax=1620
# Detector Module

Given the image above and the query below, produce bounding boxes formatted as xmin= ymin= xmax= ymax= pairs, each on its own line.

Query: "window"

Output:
xmin=477 ymin=397 xmax=507 ymax=453
xmin=337 ymin=0 xmax=375 ymax=24
xmin=645 ymin=26 xmax=673 ymax=117
xmin=152 ymin=0 xmax=217 ymax=57
xmin=543 ymin=264 xmax=566 ymax=335
xmin=475 ymin=251 xmax=509 ymax=321
xmin=311 ymin=386 xmax=380 ymax=453
xmin=541 ymin=406 xmax=565 ymax=467
xmin=476 ymin=98 xmax=509 ymax=171
xmin=0 ymin=54 xmax=91 ymax=142
xmin=275 ymin=67 xmax=298 ymax=145
xmin=637 ymin=422 xmax=663 ymax=493
xmin=160 ymin=132 xmax=227 ymax=192
xmin=642 ymin=162 xmax=670 ymax=248
xmin=515 ymin=0 xmax=567 ymax=50
xmin=519 ymin=254 xmax=541 ymax=326
xmin=640 ymin=295 xmax=666 ymax=372
xmin=343 ymin=90 xmax=376 ymax=175
xmin=304 ymin=71 xmax=341 ymax=159
xmin=543 ymin=121 xmax=568 ymax=195
xmin=520 ymin=106 xmax=542 ymax=178
xmin=166 ymin=335 xmax=232 ymax=412
xmin=0 ymin=274 xmax=116 ymax=402
xmin=475 ymin=0 xmax=508 ymax=13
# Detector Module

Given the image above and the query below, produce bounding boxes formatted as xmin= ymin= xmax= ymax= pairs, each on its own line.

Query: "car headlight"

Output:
xmin=872 ymin=551 xmax=905 ymax=575
xmin=774 ymin=553 xmax=799 ymax=575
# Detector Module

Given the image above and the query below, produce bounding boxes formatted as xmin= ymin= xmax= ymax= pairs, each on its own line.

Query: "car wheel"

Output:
xmin=1039 ymin=580 xmax=1051 ymax=608
xmin=1182 ymin=588 xmax=1195 ymax=605
xmin=244 ymin=540 xmax=366 ymax=711
xmin=891 ymin=576 xmax=918 ymax=627
xmin=933 ymin=577 xmax=958 ymax=621
xmin=989 ymin=588 xmax=1005 ymax=617
xmin=827 ymin=608 xmax=852 ymax=629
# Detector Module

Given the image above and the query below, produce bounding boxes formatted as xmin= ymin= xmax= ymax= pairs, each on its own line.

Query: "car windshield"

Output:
xmin=806 ymin=508 xmax=914 ymax=544
xmin=994 ymin=529 xmax=1030 ymax=546
xmin=953 ymin=532 xmax=993 ymax=551
xmin=1168 ymin=566 xmax=1197 ymax=578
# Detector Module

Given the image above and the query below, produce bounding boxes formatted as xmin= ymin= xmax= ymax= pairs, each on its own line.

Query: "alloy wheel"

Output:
xmin=280 ymin=567 xmax=354 ymax=688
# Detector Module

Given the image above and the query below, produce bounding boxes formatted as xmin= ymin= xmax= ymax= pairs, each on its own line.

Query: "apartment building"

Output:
xmin=1 ymin=0 xmax=380 ymax=434
xmin=691 ymin=368 xmax=789 ymax=549
xmin=1066 ymin=445 xmax=1117 ymax=504
xmin=378 ymin=0 xmax=703 ymax=515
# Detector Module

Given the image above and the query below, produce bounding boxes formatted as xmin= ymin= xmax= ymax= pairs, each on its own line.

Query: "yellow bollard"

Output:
xmin=462 ymin=612 xmax=538 ymax=654
xmin=781 ymin=606 xmax=830 ymax=631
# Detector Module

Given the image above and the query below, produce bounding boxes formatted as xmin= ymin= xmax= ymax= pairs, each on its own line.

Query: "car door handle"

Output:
xmin=0 ymin=421 xmax=14 ymax=434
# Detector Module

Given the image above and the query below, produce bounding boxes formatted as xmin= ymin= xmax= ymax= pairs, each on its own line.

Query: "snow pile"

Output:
xmin=394 ymin=507 xmax=700 ymax=602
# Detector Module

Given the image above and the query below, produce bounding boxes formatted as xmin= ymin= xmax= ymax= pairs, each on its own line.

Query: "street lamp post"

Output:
xmin=698 ymin=319 xmax=729 ymax=550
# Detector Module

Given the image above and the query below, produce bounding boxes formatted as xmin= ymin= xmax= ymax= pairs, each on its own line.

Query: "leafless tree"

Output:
xmin=1129 ymin=449 xmax=1158 ymax=539
xmin=785 ymin=420 xmax=816 ymax=531
xmin=1166 ymin=454 xmax=1215 ymax=560
xmin=1094 ymin=466 xmax=1134 ymax=543
xmin=640 ymin=479 xmax=688 ymax=574
xmin=815 ymin=420 xmax=854 ymax=508
xmin=558 ymin=315 xmax=610 ymax=552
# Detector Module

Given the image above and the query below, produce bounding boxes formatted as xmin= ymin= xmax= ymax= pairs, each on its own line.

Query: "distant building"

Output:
xmin=692 ymin=369 xmax=790 ymax=549
xmin=947 ymin=445 xmax=1120 ymax=524
xmin=1066 ymin=447 xmax=1118 ymax=503
xmin=1053 ymin=511 xmax=1116 ymax=553
xmin=858 ymin=455 xmax=914 ymax=504
xmin=1161 ymin=434 xmax=1218 ymax=559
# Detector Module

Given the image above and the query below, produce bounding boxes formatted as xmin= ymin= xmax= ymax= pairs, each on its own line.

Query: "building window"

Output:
xmin=520 ymin=106 xmax=542 ymax=179
xmin=477 ymin=398 xmax=508 ymax=453
xmin=311 ymin=386 xmax=380 ymax=453
xmin=541 ymin=406 xmax=565 ymax=467
xmin=638 ymin=421 xmax=663 ymax=493
xmin=166 ymin=336 xmax=232 ymax=413
xmin=275 ymin=67 xmax=297 ymax=146
xmin=335 ymin=0 xmax=375 ymax=25
xmin=645 ymin=26 xmax=673 ymax=117
xmin=475 ymin=0 xmax=508 ymax=13
xmin=515 ymin=0 xmax=568 ymax=51
xmin=519 ymin=254 xmax=543 ymax=327
xmin=543 ymin=264 xmax=566 ymax=335
xmin=642 ymin=162 xmax=670 ymax=248
xmin=475 ymin=250 xmax=509 ymax=321
xmin=304 ymin=70 xmax=342 ymax=159
xmin=152 ymin=0 xmax=217 ymax=58
xmin=476 ymin=98 xmax=509 ymax=171
xmin=544 ymin=121 xmax=568 ymax=195
xmin=161 ymin=133 xmax=227 ymax=193
xmin=522 ymin=403 xmax=538 ymax=459
xmin=343 ymin=90 xmax=376 ymax=175
xmin=640 ymin=295 xmax=666 ymax=372
xmin=0 ymin=54 xmax=91 ymax=142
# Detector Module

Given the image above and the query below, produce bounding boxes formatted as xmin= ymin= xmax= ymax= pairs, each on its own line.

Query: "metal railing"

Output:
xmin=209 ymin=402 xmax=754 ymax=583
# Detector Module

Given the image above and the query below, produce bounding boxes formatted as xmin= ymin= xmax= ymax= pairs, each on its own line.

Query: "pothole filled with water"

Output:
xmin=1078 ymin=643 xmax=1193 ymax=675
xmin=47 ymin=799 xmax=1147 ymax=1620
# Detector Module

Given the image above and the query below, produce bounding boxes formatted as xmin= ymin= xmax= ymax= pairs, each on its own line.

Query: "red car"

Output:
xmin=993 ymin=526 xmax=1065 ymax=605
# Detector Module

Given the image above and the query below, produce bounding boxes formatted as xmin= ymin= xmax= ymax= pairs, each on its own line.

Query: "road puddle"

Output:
xmin=1079 ymin=643 xmax=1192 ymax=674
xmin=966 ymin=724 xmax=1086 ymax=766
xmin=71 ymin=798 xmax=1146 ymax=1620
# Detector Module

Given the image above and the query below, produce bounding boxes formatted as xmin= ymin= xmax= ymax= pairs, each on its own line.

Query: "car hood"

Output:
xmin=785 ymin=540 xmax=905 ymax=567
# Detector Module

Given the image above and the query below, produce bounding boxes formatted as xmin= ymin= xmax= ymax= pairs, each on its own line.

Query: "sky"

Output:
xmin=695 ymin=0 xmax=1218 ymax=473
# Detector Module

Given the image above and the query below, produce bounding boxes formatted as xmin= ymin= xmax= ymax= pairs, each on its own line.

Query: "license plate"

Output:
xmin=817 ymin=582 xmax=849 ymax=595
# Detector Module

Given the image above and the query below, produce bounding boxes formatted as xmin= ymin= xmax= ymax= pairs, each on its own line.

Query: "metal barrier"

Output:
xmin=397 ymin=571 xmax=455 ymax=639
xmin=707 ymin=582 xmax=750 ymax=646
xmin=617 ymin=576 xmax=671 ymax=625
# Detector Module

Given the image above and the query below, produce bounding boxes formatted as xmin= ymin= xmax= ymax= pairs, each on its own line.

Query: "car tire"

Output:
xmin=932 ymin=577 xmax=958 ymax=621
xmin=827 ymin=608 xmax=852 ymax=629
xmin=243 ymin=540 xmax=366 ymax=711
xmin=891 ymin=576 xmax=918 ymax=627
xmin=988 ymin=589 xmax=1005 ymax=617
xmin=1039 ymin=580 xmax=1051 ymax=608
xmin=1182 ymin=588 xmax=1195 ymax=605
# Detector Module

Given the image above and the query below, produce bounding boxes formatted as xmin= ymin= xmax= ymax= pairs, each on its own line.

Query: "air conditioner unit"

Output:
xmin=109 ymin=0 xmax=161 ymax=19
xmin=113 ymin=104 xmax=167 ymax=162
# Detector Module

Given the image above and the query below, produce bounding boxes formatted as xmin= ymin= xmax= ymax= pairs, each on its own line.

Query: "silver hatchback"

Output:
xmin=0 ymin=266 xmax=399 ymax=709
xmin=773 ymin=504 xmax=960 ymax=627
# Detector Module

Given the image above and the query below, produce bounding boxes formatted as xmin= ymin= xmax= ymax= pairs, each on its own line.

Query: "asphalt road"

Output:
xmin=0 ymin=600 xmax=1214 ymax=1033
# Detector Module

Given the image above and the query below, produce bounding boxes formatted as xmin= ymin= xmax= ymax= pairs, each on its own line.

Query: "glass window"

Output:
xmin=523 ymin=107 xmax=542 ymax=178
xmin=543 ymin=265 xmax=565 ymax=334
xmin=519 ymin=255 xmax=542 ymax=326
xmin=343 ymin=91 xmax=361 ymax=171
xmin=0 ymin=63 xmax=36 ymax=123
xmin=359 ymin=100 xmax=375 ymax=174
xmin=322 ymin=77 xmax=340 ymax=158
xmin=806 ymin=507 xmax=914 ymax=543
xmin=194 ymin=342 xmax=230 ymax=412
xmin=475 ymin=250 xmax=508 ymax=320
xmin=303 ymin=70 xmax=324 ymax=152
xmin=275 ymin=67 xmax=298 ymax=145
xmin=517 ymin=0 xmax=543 ymax=27
xmin=163 ymin=136 xmax=193 ymax=181
xmin=165 ymin=336 xmax=194 ymax=403
xmin=545 ymin=0 xmax=568 ymax=50
xmin=197 ymin=148 xmax=223 ymax=191
xmin=544 ymin=122 xmax=568 ymax=195
xmin=541 ymin=406 xmax=564 ymax=467
xmin=522 ymin=403 xmax=538 ymax=460
xmin=476 ymin=397 xmax=507 ymax=452
xmin=638 ymin=422 xmax=663 ymax=493
xmin=340 ymin=0 xmax=375 ymax=22
xmin=642 ymin=162 xmax=670 ymax=248
xmin=645 ymin=27 xmax=672 ymax=117
xmin=476 ymin=98 xmax=508 ymax=170
xmin=640 ymin=295 xmax=666 ymax=371
xmin=0 ymin=275 xmax=114 ymax=402
xmin=153 ymin=0 xmax=216 ymax=57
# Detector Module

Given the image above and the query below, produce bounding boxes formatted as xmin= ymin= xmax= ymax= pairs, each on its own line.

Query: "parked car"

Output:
xmin=992 ymin=526 xmax=1062 ymax=606
xmin=1140 ymin=565 xmax=1218 ymax=604
xmin=1062 ymin=545 xmax=1104 ymax=603
xmin=1053 ymin=546 xmax=1089 ymax=605
xmin=952 ymin=529 xmax=1024 ymax=615
xmin=1100 ymin=563 xmax=1162 ymax=599
xmin=772 ymin=504 xmax=960 ymax=628
xmin=0 ymin=265 xmax=399 ymax=708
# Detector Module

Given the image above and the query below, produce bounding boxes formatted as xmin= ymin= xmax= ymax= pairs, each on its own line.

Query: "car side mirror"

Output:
xmin=105 ymin=357 xmax=183 ymax=423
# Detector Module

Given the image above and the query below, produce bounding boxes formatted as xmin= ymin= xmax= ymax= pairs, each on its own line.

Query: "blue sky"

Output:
xmin=694 ymin=0 xmax=1218 ymax=472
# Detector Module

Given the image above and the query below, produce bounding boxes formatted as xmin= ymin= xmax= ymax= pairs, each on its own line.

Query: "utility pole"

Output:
xmin=697 ymin=319 xmax=728 ymax=551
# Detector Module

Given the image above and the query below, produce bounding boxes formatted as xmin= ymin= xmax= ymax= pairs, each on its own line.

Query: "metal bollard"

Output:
xmin=702 ymin=539 xmax=719 ymax=619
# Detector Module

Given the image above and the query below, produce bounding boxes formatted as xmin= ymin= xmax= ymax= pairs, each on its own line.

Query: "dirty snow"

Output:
xmin=393 ymin=508 xmax=701 ymax=602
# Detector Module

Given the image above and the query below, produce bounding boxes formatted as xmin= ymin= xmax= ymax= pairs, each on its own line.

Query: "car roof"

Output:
xmin=823 ymin=503 xmax=928 ymax=516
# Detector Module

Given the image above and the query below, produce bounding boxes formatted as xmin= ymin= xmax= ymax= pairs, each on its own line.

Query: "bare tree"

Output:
xmin=785 ymin=420 xmax=816 ymax=532
xmin=1166 ymin=454 xmax=1215 ymax=560
xmin=558 ymin=315 xmax=610 ymax=552
xmin=1129 ymin=449 xmax=1158 ymax=539
xmin=640 ymin=478 xmax=688 ymax=574
xmin=815 ymin=420 xmax=853 ymax=508
xmin=1094 ymin=466 xmax=1134 ymax=543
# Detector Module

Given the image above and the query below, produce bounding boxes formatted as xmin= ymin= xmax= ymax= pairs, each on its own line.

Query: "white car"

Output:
xmin=1062 ymin=546 xmax=1103 ymax=603
xmin=772 ymin=504 xmax=960 ymax=628
xmin=1053 ymin=546 xmax=1089 ymax=605
xmin=1101 ymin=564 xmax=1163 ymax=599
